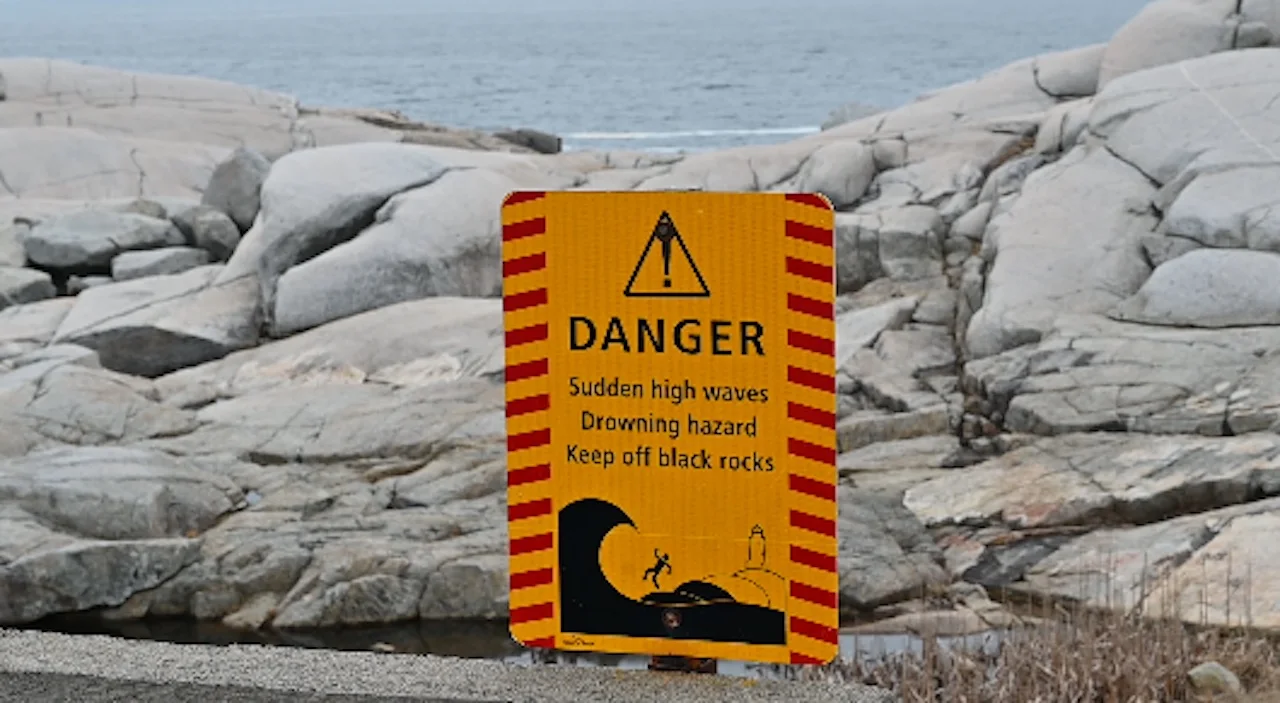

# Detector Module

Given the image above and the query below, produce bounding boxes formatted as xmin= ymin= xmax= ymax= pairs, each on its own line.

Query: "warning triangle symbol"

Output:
xmin=623 ymin=212 xmax=711 ymax=298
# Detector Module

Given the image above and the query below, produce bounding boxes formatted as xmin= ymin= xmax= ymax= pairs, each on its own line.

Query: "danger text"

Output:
xmin=568 ymin=316 xmax=764 ymax=356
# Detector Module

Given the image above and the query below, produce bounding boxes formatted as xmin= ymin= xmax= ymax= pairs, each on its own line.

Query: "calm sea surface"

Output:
xmin=0 ymin=0 xmax=1148 ymax=152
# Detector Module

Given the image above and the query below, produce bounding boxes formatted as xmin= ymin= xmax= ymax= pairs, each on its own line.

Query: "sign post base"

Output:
xmin=648 ymin=655 xmax=717 ymax=674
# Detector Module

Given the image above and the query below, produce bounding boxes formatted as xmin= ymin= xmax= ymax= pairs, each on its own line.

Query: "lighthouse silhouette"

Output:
xmin=747 ymin=525 xmax=766 ymax=569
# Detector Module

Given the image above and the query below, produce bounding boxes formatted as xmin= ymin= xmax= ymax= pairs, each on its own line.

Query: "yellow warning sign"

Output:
xmin=502 ymin=191 xmax=838 ymax=666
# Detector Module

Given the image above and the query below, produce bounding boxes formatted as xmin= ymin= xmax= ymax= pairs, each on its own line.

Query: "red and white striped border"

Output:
xmin=502 ymin=190 xmax=556 ymax=649
xmin=781 ymin=193 xmax=839 ymax=665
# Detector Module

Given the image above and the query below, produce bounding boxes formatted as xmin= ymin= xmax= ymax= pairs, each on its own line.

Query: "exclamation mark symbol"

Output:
xmin=657 ymin=213 xmax=674 ymax=288
xmin=661 ymin=238 xmax=672 ymax=288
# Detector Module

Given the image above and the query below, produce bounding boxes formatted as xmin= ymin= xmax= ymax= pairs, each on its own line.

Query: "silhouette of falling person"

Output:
xmin=642 ymin=549 xmax=672 ymax=589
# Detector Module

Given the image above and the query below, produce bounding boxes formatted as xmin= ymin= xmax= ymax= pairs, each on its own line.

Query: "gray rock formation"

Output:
xmin=24 ymin=210 xmax=185 ymax=273
xmin=492 ymin=128 xmax=562 ymax=154
xmin=172 ymin=205 xmax=243 ymax=262
xmin=0 ymin=221 xmax=27 ymax=267
xmin=0 ymin=267 xmax=55 ymax=310
xmin=200 ymin=148 xmax=272 ymax=233
xmin=51 ymin=266 xmax=259 ymax=377
xmin=5 ymin=4 xmax=1280 ymax=640
xmin=1110 ymin=249 xmax=1280 ymax=327
xmin=217 ymin=142 xmax=452 ymax=329
xmin=271 ymin=167 xmax=519 ymax=335
xmin=111 ymin=247 xmax=212 ymax=282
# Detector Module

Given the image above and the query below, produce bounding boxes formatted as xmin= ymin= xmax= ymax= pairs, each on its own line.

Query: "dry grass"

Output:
xmin=838 ymin=609 xmax=1280 ymax=702
xmin=800 ymin=552 xmax=1280 ymax=702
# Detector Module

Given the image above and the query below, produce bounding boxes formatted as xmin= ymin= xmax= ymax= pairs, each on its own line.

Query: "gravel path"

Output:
xmin=0 ymin=630 xmax=894 ymax=703
xmin=0 ymin=671 xmax=480 ymax=702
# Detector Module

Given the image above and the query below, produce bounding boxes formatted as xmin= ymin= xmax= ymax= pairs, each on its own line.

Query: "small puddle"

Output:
xmin=24 ymin=615 xmax=1004 ymax=679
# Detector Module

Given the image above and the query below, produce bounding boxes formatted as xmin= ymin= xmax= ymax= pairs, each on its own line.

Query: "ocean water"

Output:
xmin=0 ymin=0 xmax=1149 ymax=152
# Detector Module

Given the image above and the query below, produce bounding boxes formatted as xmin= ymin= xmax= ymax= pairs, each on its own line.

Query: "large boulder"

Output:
xmin=836 ymin=207 xmax=947 ymax=287
xmin=1034 ymin=43 xmax=1105 ymax=98
xmin=492 ymin=127 xmax=562 ymax=154
xmin=792 ymin=140 xmax=876 ymax=209
xmin=834 ymin=214 xmax=886 ymax=293
xmin=0 ymin=446 xmax=242 ymax=541
xmin=0 ymin=59 xmax=548 ymax=162
xmin=816 ymin=49 xmax=1074 ymax=139
xmin=1097 ymin=0 xmax=1241 ymax=90
xmin=0 ymin=268 xmax=55 ymax=310
xmin=0 ymin=197 xmax=190 ymax=234
xmin=1110 ymin=249 xmax=1280 ymax=327
xmin=839 ymin=488 xmax=950 ymax=611
xmin=0 ymin=58 xmax=299 ymax=158
xmin=270 ymin=168 xmax=518 ymax=336
xmin=23 ymin=210 xmax=184 ymax=273
xmin=874 ymin=207 xmax=946 ymax=280
xmin=1160 ymin=165 xmax=1280 ymax=251
xmin=171 ymin=206 xmax=242 ymax=262
xmin=215 ymin=142 xmax=453 ymax=325
xmin=0 ymin=127 xmax=228 ymax=200
xmin=965 ymin=146 xmax=1156 ymax=359
xmin=52 ymin=266 xmax=259 ymax=377
xmin=0 ymin=445 xmax=236 ymax=625
xmin=1091 ymin=49 xmax=1280 ymax=188
xmin=201 ymin=147 xmax=271 ymax=232
xmin=0 ymin=534 xmax=201 ymax=625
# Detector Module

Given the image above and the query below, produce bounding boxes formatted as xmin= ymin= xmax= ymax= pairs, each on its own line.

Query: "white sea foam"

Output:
xmin=565 ymin=126 xmax=820 ymax=141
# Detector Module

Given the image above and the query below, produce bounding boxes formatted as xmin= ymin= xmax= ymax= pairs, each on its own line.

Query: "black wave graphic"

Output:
xmin=557 ymin=498 xmax=786 ymax=645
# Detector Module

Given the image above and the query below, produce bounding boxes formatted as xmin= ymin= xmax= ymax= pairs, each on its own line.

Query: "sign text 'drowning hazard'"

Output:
xmin=501 ymin=191 xmax=838 ymax=665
